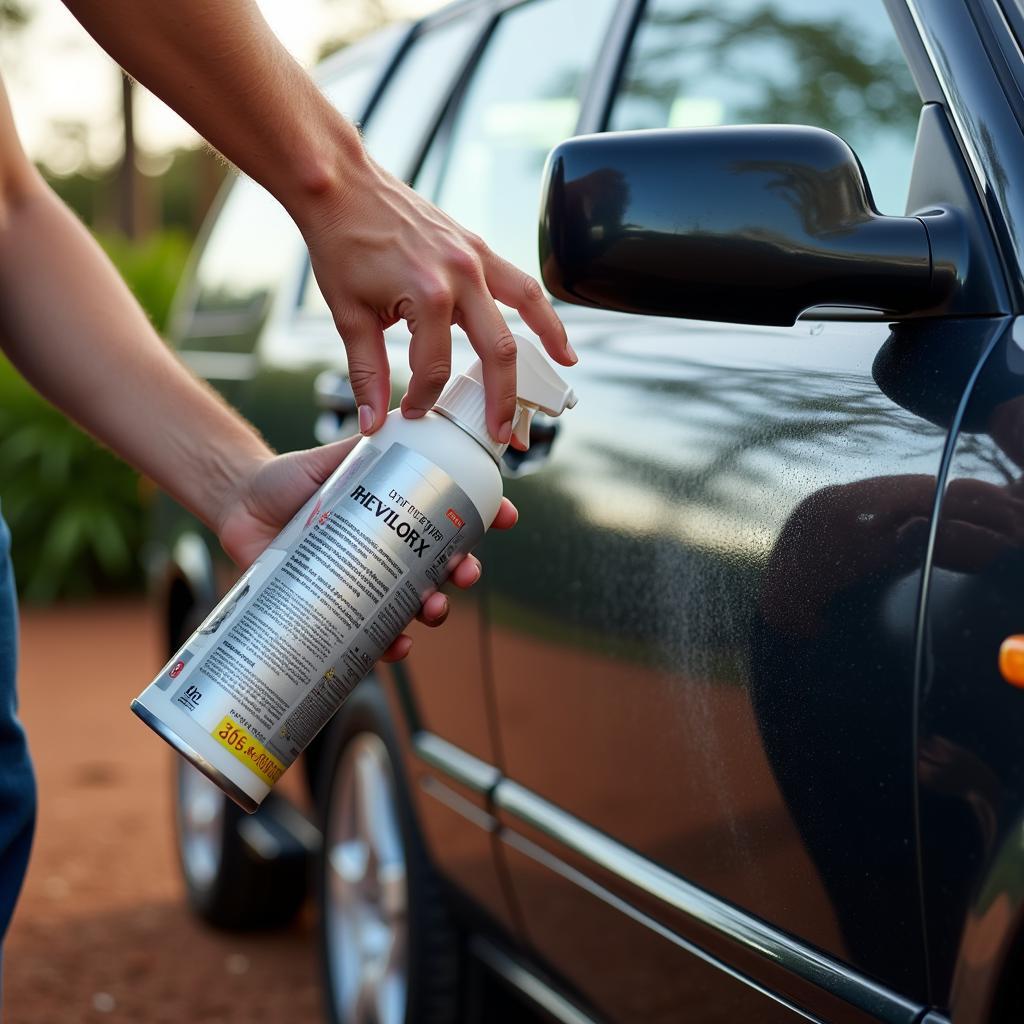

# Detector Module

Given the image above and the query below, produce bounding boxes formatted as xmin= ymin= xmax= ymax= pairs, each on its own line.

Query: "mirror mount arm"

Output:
xmin=918 ymin=206 xmax=970 ymax=317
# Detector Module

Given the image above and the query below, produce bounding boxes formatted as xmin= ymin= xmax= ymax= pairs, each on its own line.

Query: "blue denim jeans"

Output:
xmin=0 ymin=507 xmax=35 ymax=942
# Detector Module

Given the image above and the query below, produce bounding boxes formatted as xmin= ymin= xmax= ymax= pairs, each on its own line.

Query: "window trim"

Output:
xmin=576 ymin=0 xmax=647 ymax=135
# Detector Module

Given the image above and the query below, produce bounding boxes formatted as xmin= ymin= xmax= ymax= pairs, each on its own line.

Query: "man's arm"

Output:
xmin=0 ymin=82 xmax=269 ymax=542
xmin=60 ymin=0 xmax=576 ymax=441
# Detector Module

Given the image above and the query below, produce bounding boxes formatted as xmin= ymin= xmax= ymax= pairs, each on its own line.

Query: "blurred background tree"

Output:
xmin=0 ymin=0 xmax=438 ymax=602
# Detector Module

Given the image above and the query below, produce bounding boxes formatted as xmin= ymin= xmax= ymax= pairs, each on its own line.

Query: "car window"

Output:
xmin=608 ymin=0 xmax=921 ymax=216
xmin=177 ymin=178 xmax=298 ymax=352
xmin=415 ymin=0 xmax=619 ymax=277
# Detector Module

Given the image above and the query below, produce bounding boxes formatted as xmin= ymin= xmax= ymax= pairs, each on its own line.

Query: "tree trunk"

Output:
xmin=118 ymin=70 xmax=137 ymax=239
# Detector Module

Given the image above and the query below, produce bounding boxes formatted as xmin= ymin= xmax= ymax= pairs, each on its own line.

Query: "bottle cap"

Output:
xmin=434 ymin=334 xmax=578 ymax=462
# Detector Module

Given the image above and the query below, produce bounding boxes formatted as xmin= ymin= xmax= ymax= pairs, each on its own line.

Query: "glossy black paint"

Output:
xmin=540 ymin=125 xmax=962 ymax=327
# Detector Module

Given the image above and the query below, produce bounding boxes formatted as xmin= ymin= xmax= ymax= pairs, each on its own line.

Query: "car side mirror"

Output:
xmin=539 ymin=125 xmax=964 ymax=326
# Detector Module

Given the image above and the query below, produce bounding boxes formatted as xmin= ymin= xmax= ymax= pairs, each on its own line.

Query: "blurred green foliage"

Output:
xmin=0 ymin=229 xmax=191 ymax=603
xmin=97 ymin=229 xmax=192 ymax=336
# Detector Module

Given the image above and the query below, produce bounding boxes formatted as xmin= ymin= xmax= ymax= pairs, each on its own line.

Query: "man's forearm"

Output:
xmin=0 ymin=174 xmax=271 ymax=533
xmin=61 ymin=0 xmax=364 ymax=231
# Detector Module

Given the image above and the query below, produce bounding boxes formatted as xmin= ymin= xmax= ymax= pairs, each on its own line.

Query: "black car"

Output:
xmin=151 ymin=1 xmax=1024 ymax=1021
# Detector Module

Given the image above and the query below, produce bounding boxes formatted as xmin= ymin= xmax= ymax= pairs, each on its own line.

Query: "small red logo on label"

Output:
xmin=446 ymin=508 xmax=465 ymax=529
xmin=169 ymin=660 xmax=185 ymax=679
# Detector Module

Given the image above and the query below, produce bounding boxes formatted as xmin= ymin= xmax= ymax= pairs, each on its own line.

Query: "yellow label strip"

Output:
xmin=211 ymin=715 xmax=285 ymax=786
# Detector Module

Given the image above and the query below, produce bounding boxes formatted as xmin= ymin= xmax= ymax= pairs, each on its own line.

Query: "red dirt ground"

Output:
xmin=5 ymin=601 xmax=320 ymax=1024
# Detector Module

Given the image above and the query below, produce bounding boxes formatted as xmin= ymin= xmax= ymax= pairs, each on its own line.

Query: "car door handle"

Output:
xmin=501 ymin=415 xmax=560 ymax=477
xmin=314 ymin=370 xmax=357 ymax=443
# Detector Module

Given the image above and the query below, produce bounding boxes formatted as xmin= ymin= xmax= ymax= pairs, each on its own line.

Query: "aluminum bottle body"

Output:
xmin=132 ymin=410 xmax=502 ymax=811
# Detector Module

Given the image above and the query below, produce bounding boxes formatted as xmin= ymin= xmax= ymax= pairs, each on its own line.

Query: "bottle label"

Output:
xmin=144 ymin=441 xmax=484 ymax=786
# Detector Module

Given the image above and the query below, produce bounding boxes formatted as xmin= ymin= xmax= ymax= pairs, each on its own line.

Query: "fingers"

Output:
xmin=484 ymin=253 xmax=575 ymax=365
xmin=378 ymin=548 xmax=495 ymax=661
xmin=418 ymin=591 xmax=450 ymax=625
xmin=380 ymin=634 xmax=413 ymax=662
xmin=491 ymin=497 xmax=518 ymax=530
xmin=457 ymin=288 xmax=519 ymax=442
xmin=380 ymin=593 xmax=448 ymax=662
xmin=335 ymin=308 xmax=389 ymax=434
xmin=449 ymin=554 xmax=482 ymax=589
xmin=401 ymin=287 xmax=454 ymax=418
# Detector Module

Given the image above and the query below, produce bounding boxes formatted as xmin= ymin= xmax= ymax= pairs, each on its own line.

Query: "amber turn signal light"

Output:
xmin=999 ymin=636 xmax=1024 ymax=688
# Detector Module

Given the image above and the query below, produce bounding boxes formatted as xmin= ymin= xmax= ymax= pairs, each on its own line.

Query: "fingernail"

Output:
xmin=470 ymin=559 xmax=482 ymax=584
xmin=358 ymin=405 xmax=374 ymax=434
xmin=437 ymin=595 xmax=450 ymax=618
xmin=566 ymin=342 xmax=579 ymax=364
xmin=498 ymin=420 xmax=513 ymax=444
xmin=402 ymin=406 xmax=427 ymax=420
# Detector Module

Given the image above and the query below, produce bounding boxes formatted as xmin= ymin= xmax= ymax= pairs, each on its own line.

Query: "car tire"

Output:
xmin=171 ymin=605 xmax=308 ymax=931
xmin=174 ymin=760 xmax=308 ymax=930
xmin=318 ymin=682 xmax=462 ymax=1024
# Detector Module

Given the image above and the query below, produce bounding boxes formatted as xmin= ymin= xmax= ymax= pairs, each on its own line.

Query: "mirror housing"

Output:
xmin=540 ymin=126 xmax=963 ymax=326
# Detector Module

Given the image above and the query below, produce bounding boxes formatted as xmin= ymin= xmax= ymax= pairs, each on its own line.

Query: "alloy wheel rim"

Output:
xmin=177 ymin=762 xmax=225 ymax=890
xmin=326 ymin=732 xmax=409 ymax=1024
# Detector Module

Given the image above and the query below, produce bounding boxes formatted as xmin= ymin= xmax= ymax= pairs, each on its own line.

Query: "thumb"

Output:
xmin=293 ymin=435 xmax=362 ymax=487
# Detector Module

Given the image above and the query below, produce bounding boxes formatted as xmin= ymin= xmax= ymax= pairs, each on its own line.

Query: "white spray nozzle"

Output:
xmin=434 ymin=334 xmax=577 ymax=460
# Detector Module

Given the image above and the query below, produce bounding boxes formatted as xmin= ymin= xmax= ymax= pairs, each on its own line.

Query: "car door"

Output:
xmin=461 ymin=0 xmax=1009 ymax=1020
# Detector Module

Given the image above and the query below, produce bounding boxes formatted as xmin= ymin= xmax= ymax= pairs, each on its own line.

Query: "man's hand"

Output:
xmin=58 ymin=0 xmax=576 ymax=442
xmin=215 ymin=436 xmax=518 ymax=662
xmin=301 ymin=157 xmax=575 ymax=441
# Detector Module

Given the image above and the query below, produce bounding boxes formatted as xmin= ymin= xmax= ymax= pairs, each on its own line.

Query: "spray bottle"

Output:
xmin=131 ymin=335 xmax=577 ymax=811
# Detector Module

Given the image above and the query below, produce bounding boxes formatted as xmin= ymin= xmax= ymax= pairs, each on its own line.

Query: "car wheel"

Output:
xmin=175 ymin=760 xmax=308 ymax=930
xmin=318 ymin=685 xmax=461 ymax=1024
xmin=171 ymin=604 xmax=308 ymax=931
